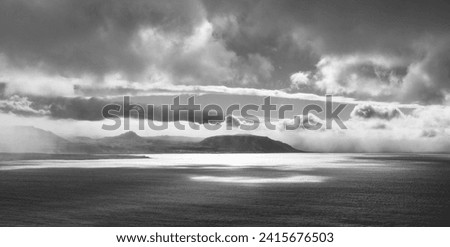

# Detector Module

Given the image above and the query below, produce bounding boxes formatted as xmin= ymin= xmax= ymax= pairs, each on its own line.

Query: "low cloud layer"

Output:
xmin=0 ymin=95 xmax=50 ymax=117
xmin=278 ymin=104 xmax=450 ymax=152
xmin=351 ymin=104 xmax=403 ymax=120
xmin=1 ymin=100 xmax=450 ymax=153
xmin=0 ymin=95 xmax=225 ymax=123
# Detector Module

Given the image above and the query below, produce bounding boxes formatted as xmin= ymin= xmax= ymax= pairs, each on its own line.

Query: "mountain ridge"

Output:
xmin=0 ymin=126 xmax=302 ymax=154
xmin=200 ymin=134 xmax=299 ymax=153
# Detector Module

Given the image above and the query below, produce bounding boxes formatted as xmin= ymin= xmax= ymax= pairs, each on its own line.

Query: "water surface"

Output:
xmin=0 ymin=153 xmax=449 ymax=226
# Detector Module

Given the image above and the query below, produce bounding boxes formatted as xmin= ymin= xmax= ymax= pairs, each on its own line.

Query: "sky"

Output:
xmin=0 ymin=0 xmax=450 ymax=152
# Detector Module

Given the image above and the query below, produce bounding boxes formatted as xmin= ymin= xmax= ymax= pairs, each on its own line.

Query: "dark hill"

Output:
xmin=0 ymin=127 xmax=301 ymax=154
xmin=199 ymin=134 xmax=300 ymax=153
xmin=100 ymin=131 xmax=146 ymax=144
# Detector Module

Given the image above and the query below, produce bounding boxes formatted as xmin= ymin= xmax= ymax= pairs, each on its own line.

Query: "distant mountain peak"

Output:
xmin=117 ymin=131 xmax=141 ymax=139
xmin=200 ymin=134 xmax=300 ymax=153
xmin=0 ymin=126 xmax=301 ymax=154
xmin=99 ymin=131 xmax=146 ymax=145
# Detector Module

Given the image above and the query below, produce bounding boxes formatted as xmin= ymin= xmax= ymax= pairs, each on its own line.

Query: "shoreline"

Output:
xmin=0 ymin=153 xmax=150 ymax=162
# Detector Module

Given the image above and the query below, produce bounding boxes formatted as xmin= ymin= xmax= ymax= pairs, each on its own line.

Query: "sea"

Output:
xmin=0 ymin=153 xmax=449 ymax=226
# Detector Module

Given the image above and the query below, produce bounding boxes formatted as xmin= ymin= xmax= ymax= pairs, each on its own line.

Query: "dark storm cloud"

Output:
xmin=0 ymin=0 xmax=204 ymax=79
xmin=0 ymin=82 xmax=6 ymax=98
xmin=0 ymin=0 xmax=281 ymax=91
xmin=0 ymin=94 xmax=224 ymax=123
xmin=0 ymin=96 xmax=110 ymax=120
xmin=204 ymin=0 xmax=450 ymax=55
xmin=46 ymin=97 xmax=108 ymax=121
xmin=203 ymin=0 xmax=450 ymax=103
xmin=0 ymin=0 xmax=449 ymax=104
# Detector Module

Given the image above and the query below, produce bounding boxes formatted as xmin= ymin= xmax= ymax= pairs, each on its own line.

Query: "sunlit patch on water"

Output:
xmin=190 ymin=175 xmax=328 ymax=184
xmin=0 ymin=153 xmax=394 ymax=171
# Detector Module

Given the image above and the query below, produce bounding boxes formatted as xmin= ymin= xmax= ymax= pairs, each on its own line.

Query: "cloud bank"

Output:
xmin=0 ymin=0 xmax=448 ymax=104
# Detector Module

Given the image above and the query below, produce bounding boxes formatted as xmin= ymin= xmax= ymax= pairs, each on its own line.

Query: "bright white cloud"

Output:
xmin=351 ymin=104 xmax=404 ymax=120
xmin=312 ymin=54 xmax=406 ymax=97
xmin=290 ymin=71 xmax=310 ymax=89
